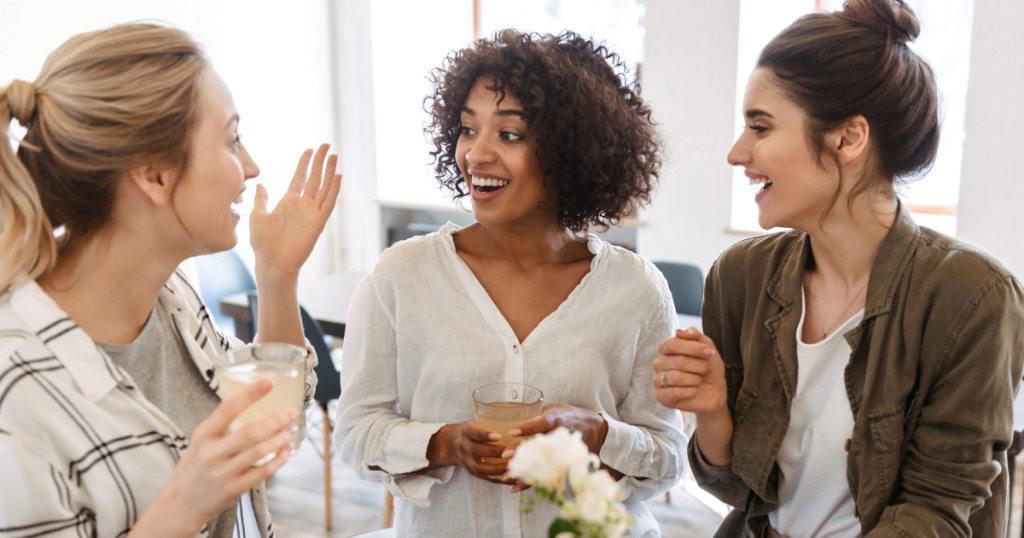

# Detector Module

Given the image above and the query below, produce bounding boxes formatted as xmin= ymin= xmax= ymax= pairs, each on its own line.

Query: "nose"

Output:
xmin=238 ymin=142 xmax=260 ymax=180
xmin=727 ymin=132 xmax=751 ymax=167
xmin=464 ymin=134 xmax=497 ymax=167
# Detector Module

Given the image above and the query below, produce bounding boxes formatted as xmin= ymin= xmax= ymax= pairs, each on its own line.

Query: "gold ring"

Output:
xmin=660 ymin=370 xmax=668 ymax=388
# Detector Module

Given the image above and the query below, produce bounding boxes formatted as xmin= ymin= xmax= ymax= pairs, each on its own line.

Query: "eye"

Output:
xmin=231 ymin=133 xmax=241 ymax=149
xmin=459 ymin=126 xmax=477 ymax=137
xmin=748 ymin=124 xmax=768 ymax=135
xmin=499 ymin=131 xmax=523 ymax=142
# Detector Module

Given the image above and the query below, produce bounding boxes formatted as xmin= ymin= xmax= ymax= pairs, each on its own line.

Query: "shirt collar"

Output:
xmin=768 ymin=200 xmax=920 ymax=319
xmin=9 ymin=280 xmax=118 ymax=402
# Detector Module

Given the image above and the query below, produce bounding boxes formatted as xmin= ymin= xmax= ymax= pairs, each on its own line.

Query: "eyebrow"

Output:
xmin=460 ymin=106 xmax=527 ymax=119
xmin=745 ymin=109 xmax=774 ymax=119
xmin=225 ymin=114 xmax=240 ymax=128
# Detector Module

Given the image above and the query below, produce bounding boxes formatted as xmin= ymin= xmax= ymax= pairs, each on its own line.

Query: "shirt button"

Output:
xmin=508 ymin=490 xmax=516 ymax=498
xmin=513 ymin=345 xmax=519 ymax=353
xmin=845 ymin=439 xmax=851 ymax=451
xmin=384 ymin=475 xmax=391 ymax=483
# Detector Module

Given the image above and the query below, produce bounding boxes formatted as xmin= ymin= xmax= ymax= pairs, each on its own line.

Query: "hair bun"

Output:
xmin=841 ymin=0 xmax=921 ymax=44
xmin=5 ymin=79 xmax=37 ymax=125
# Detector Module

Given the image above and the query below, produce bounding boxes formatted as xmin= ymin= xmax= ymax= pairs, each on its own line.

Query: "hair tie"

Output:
xmin=6 ymin=79 xmax=37 ymax=125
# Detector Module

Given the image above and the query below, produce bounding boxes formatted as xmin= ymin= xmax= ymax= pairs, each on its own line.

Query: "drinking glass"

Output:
xmin=472 ymin=383 xmax=544 ymax=466
xmin=216 ymin=342 xmax=305 ymax=465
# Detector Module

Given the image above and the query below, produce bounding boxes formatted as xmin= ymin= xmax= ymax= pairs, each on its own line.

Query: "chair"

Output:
xmin=651 ymin=260 xmax=704 ymax=317
xmin=193 ymin=250 xmax=256 ymax=338
xmin=246 ymin=293 xmax=342 ymax=530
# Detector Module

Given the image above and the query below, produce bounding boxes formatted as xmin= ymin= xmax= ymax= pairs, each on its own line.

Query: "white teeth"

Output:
xmin=748 ymin=177 xmax=771 ymax=186
xmin=471 ymin=176 xmax=509 ymax=188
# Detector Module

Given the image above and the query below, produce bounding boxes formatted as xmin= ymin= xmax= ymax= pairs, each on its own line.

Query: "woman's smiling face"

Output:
xmin=727 ymin=67 xmax=841 ymax=231
xmin=455 ymin=78 xmax=555 ymax=228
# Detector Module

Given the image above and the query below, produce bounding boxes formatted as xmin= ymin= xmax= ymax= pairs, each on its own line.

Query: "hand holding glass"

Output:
xmin=472 ymin=383 xmax=544 ymax=466
xmin=216 ymin=343 xmax=305 ymax=465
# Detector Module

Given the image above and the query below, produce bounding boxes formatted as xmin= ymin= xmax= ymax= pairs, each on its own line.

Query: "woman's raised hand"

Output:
xmin=249 ymin=144 xmax=342 ymax=278
xmin=133 ymin=379 xmax=297 ymax=537
xmin=652 ymin=327 xmax=728 ymax=416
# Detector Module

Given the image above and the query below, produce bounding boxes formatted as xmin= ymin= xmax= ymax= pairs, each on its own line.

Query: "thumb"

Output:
xmin=252 ymin=184 xmax=269 ymax=215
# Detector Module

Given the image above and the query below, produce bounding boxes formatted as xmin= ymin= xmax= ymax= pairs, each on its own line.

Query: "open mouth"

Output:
xmin=749 ymin=176 xmax=772 ymax=193
xmin=472 ymin=175 xmax=510 ymax=194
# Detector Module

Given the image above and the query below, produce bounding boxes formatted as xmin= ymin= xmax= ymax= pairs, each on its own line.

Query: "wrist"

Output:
xmin=140 ymin=487 xmax=207 ymax=537
xmin=254 ymin=262 xmax=301 ymax=285
xmin=587 ymin=411 xmax=608 ymax=455
xmin=427 ymin=425 xmax=453 ymax=468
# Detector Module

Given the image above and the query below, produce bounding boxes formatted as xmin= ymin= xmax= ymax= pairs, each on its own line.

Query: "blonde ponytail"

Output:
xmin=0 ymin=23 xmax=209 ymax=292
xmin=0 ymin=82 xmax=57 ymax=291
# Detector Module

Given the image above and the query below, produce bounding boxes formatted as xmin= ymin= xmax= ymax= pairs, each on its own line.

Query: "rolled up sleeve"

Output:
xmin=597 ymin=295 xmax=688 ymax=501
xmin=334 ymin=273 xmax=451 ymax=507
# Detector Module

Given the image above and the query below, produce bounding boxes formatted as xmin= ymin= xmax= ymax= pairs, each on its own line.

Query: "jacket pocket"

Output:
xmin=868 ymin=403 xmax=906 ymax=452
xmin=733 ymin=385 xmax=759 ymax=425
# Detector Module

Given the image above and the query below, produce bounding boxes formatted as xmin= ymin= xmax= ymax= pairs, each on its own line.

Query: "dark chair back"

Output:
xmin=246 ymin=292 xmax=341 ymax=403
xmin=652 ymin=260 xmax=704 ymax=317
xmin=193 ymin=250 xmax=256 ymax=337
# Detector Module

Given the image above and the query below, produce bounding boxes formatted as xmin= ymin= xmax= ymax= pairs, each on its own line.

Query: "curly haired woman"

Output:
xmin=336 ymin=30 xmax=686 ymax=537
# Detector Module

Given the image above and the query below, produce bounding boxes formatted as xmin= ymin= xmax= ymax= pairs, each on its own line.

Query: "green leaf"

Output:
xmin=548 ymin=518 xmax=578 ymax=538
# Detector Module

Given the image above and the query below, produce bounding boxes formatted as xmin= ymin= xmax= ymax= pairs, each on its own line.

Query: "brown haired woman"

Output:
xmin=336 ymin=30 xmax=685 ymax=537
xmin=652 ymin=0 xmax=1024 ymax=536
xmin=0 ymin=24 xmax=340 ymax=538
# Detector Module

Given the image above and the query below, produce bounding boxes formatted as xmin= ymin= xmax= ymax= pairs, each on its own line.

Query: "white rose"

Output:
xmin=507 ymin=427 xmax=598 ymax=493
xmin=571 ymin=470 xmax=620 ymax=523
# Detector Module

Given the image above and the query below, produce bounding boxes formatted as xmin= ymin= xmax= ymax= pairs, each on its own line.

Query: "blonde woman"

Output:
xmin=0 ymin=24 xmax=340 ymax=537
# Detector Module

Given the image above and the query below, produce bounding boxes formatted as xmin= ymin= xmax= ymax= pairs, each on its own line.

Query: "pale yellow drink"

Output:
xmin=216 ymin=343 xmax=306 ymax=465
xmin=472 ymin=383 xmax=544 ymax=469
xmin=474 ymin=402 xmax=537 ymax=464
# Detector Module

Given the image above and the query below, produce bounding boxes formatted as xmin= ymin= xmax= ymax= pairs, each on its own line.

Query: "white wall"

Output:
xmin=0 ymin=0 xmax=337 ymax=283
xmin=957 ymin=0 xmax=1024 ymax=278
xmin=638 ymin=0 xmax=750 ymax=272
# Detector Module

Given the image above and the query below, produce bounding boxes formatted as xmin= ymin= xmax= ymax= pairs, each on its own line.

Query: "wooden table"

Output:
xmin=219 ymin=271 xmax=368 ymax=342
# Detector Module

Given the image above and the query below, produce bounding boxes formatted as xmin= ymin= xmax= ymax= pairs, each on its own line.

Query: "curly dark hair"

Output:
xmin=425 ymin=29 xmax=662 ymax=232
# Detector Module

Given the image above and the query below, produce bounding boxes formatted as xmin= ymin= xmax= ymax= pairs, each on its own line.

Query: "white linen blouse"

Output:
xmin=335 ymin=223 xmax=687 ymax=538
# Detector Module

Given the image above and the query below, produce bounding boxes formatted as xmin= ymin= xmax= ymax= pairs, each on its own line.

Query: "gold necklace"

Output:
xmin=807 ymin=277 xmax=868 ymax=339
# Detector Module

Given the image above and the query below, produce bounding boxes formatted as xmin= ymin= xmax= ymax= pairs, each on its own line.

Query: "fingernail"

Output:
xmin=703 ymin=348 xmax=713 ymax=357
xmin=288 ymin=411 xmax=299 ymax=422
xmin=509 ymin=429 xmax=521 ymax=437
xmin=257 ymin=379 xmax=273 ymax=391
xmin=290 ymin=426 xmax=299 ymax=434
xmin=489 ymin=433 xmax=501 ymax=441
xmin=502 ymin=450 xmax=514 ymax=459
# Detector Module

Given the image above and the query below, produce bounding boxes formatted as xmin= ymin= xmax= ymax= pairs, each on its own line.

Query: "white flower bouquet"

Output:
xmin=507 ymin=427 xmax=633 ymax=538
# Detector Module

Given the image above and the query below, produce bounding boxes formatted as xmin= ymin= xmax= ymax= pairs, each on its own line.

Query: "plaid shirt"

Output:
xmin=0 ymin=270 xmax=317 ymax=538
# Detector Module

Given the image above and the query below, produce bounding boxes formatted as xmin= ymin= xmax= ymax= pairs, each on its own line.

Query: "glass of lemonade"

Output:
xmin=217 ymin=343 xmax=305 ymax=465
xmin=472 ymin=383 xmax=544 ymax=467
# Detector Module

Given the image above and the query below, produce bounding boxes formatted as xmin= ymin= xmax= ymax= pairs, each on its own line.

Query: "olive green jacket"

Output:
xmin=690 ymin=205 xmax=1024 ymax=537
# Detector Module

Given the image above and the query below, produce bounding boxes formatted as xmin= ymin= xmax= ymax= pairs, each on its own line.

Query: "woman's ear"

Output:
xmin=826 ymin=115 xmax=871 ymax=166
xmin=128 ymin=165 xmax=174 ymax=206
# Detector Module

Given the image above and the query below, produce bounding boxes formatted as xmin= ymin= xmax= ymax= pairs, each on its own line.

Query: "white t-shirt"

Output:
xmin=768 ymin=289 xmax=864 ymax=538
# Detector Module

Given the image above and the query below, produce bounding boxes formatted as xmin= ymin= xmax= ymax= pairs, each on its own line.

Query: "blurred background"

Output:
xmin=4 ymin=1 xmax=1023 ymax=536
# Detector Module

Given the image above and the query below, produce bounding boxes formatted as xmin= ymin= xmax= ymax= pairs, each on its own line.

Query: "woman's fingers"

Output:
xmin=319 ymin=174 xmax=342 ymax=218
xmin=195 ymin=379 xmax=274 ymax=438
xmin=219 ymin=410 xmax=298 ymax=462
xmin=315 ymin=154 xmax=338 ymax=206
xmin=288 ymin=149 xmax=314 ymax=194
xmin=653 ymin=354 xmax=711 ymax=376
xmin=232 ymin=445 xmax=292 ymax=492
xmin=658 ymin=336 xmax=714 ymax=358
xmin=303 ymin=143 xmax=330 ymax=200
xmin=465 ymin=422 xmax=501 ymax=443
xmin=658 ymin=370 xmax=704 ymax=388
xmin=229 ymin=423 xmax=297 ymax=470
xmin=509 ymin=413 xmax=556 ymax=438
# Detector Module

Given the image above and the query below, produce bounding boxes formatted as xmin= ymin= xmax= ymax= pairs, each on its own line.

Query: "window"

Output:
xmin=729 ymin=0 xmax=974 ymax=236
